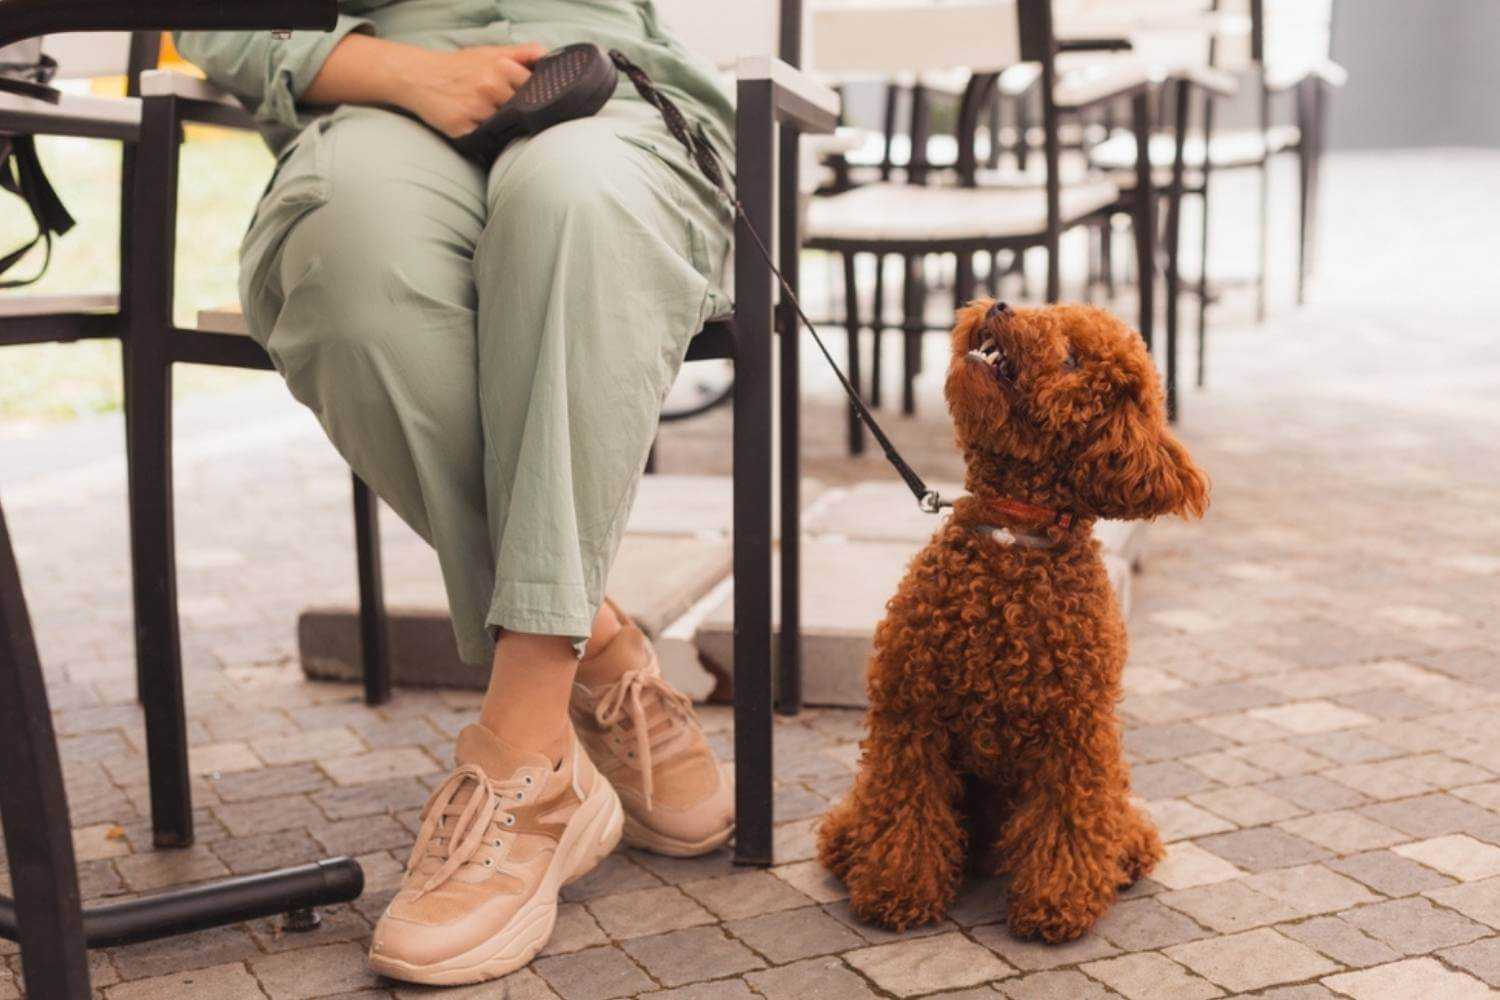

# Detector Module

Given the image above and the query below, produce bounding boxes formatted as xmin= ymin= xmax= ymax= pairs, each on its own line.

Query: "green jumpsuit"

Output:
xmin=175 ymin=0 xmax=735 ymax=664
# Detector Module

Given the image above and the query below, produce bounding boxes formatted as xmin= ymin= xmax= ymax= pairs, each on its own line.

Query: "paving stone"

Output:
xmin=621 ymin=926 xmax=764 ymax=987
xmin=1225 ymin=742 xmax=1331 ymax=778
xmin=1196 ymin=712 xmax=1303 ymax=745
xmin=214 ymin=829 xmax=325 ymax=875
xmin=72 ymin=821 xmax=131 ymax=861
xmin=1451 ymin=781 xmax=1500 ymax=812
xmin=724 ymin=905 xmax=863 ymax=963
xmin=250 ymin=942 xmax=378 ymax=999
xmin=1125 ymin=724 xmax=1232 ymax=763
xmin=1166 ymin=927 xmax=1336 ymax=993
xmin=1359 ymin=793 xmax=1499 ymax=838
xmin=845 ymin=932 xmax=1015 ymax=997
xmin=215 ymin=763 xmax=330 ymax=803
xmin=1339 ymin=897 xmax=1489 ymax=954
xmin=1246 ymin=700 xmax=1375 ymax=735
xmin=102 ymin=962 xmax=268 ymax=1000
xmin=1327 ymin=849 xmax=1457 ymax=896
xmin=1242 ymin=864 xmax=1381 ymax=916
xmin=1438 ymin=936 xmax=1500 ymax=987
xmin=620 ymin=846 xmax=737 ymax=887
xmin=1287 ymin=729 xmax=1400 ymax=766
xmin=188 ymin=742 xmax=263 ymax=775
xmin=1132 ymin=762 xmax=1221 ymax=800
xmin=1426 ymin=878 xmax=1500 ymax=929
xmin=1247 ymin=987 xmax=1342 ymax=999
xmin=637 ymin=981 xmax=758 ymax=1000
xmin=248 ymin=904 xmax=373 ymax=954
xmin=213 ymin=794 xmax=328 ymax=838
xmin=680 ymin=870 xmax=812 ymax=921
xmin=1145 ymin=799 xmax=1238 ymax=842
xmin=819 ymin=899 xmax=956 ymax=943
xmin=745 ymin=956 xmax=882 ymax=1000
xmin=320 ymin=748 xmax=437 ymax=786
xmin=1188 ymin=786 xmax=1304 ymax=826
xmin=1278 ymin=916 xmax=1401 ymax=968
xmin=1093 ymin=897 xmax=1214 ymax=950
xmin=560 ymin=854 xmax=663 ymax=902
xmin=1322 ymin=761 xmax=1438 ymax=802
xmin=313 ymin=779 xmax=432 ymax=822
xmin=997 ymin=970 xmax=1121 ymax=999
xmin=532 ymin=945 xmax=655 ymax=1000
xmin=769 ymin=859 xmax=848 ymax=903
xmin=1320 ymin=957 xmax=1493 ymax=1000
xmin=587 ymin=885 xmax=715 ymax=940
xmin=252 ymin=727 xmax=365 ymax=765
xmin=1194 ymin=828 xmax=1330 ymax=873
xmin=1391 ymin=834 xmax=1500 ymax=882
xmin=1150 ymin=841 xmax=1245 ymax=890
xmin=971 ymin=922 xmax=1118 ymax=970
xmin=1180 ymin=752 xmax=1276 ymax=787
xmin=1274 ymin=810 xmax=1408 ymax=854
xmin=539 ymin=903 xmax=609 ymax=958
xmin=115 ymin=845 xmax=231 ymax=892
xmin=107 ymin=925 xmax=261 ymax=981
xmin=1158 ymin=880 xmax=1303 ymax=933
xmin=1254 ymin=773 xmax=1374 ymax=815
xmin=309 ymin=814 xmax=413 ymax=857
xmin=1080 ymin=952 xmax=1223 ymax=1000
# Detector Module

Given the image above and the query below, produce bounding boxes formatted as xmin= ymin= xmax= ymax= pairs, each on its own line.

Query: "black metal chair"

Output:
xmin=1 ymin=2 xmax=836 ymax=995
xmin=805 ymin=0 xmax=1161 ymax=456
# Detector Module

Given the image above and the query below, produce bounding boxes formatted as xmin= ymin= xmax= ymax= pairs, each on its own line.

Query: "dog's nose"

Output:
xmin=988 ymin=301 xmax=1012 ymax=318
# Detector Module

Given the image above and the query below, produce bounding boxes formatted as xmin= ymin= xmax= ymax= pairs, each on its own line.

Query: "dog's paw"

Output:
xmin=1005 ymin=897 xmax=1101 ymax=944
xmin=1118 ymin=812 xmax=1165 ymax=886
xmin=847 ymin=883 xmax=953 ymax=932
xmin=815 ymin=801 xmax=861 ymax=880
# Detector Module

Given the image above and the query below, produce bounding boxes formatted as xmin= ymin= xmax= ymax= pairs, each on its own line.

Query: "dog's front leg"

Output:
xmin=818 ymin=712 xmax=966 ymax=930
xmin=997 ymin=715 xmax=1152 ymax=943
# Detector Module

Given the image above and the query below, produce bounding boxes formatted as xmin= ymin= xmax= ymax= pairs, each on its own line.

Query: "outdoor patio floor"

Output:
xmin=2 ymin=149 xmax=1499 ymax=998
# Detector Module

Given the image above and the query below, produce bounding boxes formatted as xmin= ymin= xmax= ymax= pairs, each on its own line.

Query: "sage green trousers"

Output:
xmin=237 ymin=97 xmax=732 ymax=664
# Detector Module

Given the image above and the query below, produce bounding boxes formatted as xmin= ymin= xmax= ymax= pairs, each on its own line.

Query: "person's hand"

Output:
xmin=394 ymin=44 xmax=548 ymax=138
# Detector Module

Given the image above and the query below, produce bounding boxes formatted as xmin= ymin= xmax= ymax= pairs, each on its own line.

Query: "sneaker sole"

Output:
xmin=368 ymin=775 xmax=624 ymax=985
xmin=622 ymin=812 xmax=734 ymax=857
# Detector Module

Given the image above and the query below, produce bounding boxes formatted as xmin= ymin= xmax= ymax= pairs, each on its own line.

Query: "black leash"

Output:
xmin=610 ymin=50 xmax=950 ymax=515
xmin=0 ymin=134 xmax=76 ymax=288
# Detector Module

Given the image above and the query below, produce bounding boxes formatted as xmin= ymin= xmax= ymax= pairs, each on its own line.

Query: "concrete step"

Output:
xmin=696 ymin=482 xmax=1146 ymax=708
xmin=299 ymin=475 xmax=823 ymax=699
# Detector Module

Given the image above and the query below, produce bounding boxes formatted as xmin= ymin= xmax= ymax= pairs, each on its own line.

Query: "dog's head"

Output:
xmin=944 ymin=300 xmax=1208 ymax=521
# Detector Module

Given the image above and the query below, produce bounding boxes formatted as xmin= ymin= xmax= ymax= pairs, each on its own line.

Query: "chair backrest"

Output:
xmin=32 ymin=33 xmax=132 ymax=80
xmin=810 ymin=2 xmax=1021 ymax=77
xmin=1215 ymin=0 xmax=1334 ymax=79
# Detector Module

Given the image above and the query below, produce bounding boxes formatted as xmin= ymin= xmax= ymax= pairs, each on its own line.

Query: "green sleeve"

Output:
xmin=174 ymin=16 xmax=374 ymax=129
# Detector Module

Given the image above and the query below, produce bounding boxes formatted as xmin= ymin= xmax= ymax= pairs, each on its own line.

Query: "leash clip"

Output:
xmin=918 ymin=490 xmax=948 ymax=514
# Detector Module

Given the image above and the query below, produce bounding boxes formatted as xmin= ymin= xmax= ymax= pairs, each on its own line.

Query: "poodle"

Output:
xmin=817 ymin=300 xmax=1209 ymax=943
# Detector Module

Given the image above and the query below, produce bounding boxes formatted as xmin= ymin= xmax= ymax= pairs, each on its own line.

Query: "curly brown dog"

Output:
xmin=818 ymin=300 xmax=1208 ymax=943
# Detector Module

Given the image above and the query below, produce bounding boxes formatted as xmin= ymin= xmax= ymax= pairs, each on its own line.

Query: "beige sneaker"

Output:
xmin=570 ymin=602 xmax=734 ymax=857
xmin=368 ymin=724 xmax=622 ymax=985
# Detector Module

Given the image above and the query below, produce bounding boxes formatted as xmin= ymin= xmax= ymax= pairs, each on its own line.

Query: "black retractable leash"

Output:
xmin=452 ymin=43 xmax=950 ymax=515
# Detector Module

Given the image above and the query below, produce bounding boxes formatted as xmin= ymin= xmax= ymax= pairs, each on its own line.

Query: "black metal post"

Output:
xmin=732 ymin=77 xmax=776 ymax=866
xmin=125 ymin=93 xmax=194 ymax=848
xmin=352 ymin=474 xmax=391 ymax=705
xmin=0 ymin=503 xmax=91 ymax=998
xmin=1165 ymin=80 xmax=1190 ymax=423
xmin=775 ymin=133 xmax=803 ymax=716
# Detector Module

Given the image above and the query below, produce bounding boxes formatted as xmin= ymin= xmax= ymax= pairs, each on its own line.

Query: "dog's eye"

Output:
xmin=1062 ymin=353 xmax=1079 ymax=372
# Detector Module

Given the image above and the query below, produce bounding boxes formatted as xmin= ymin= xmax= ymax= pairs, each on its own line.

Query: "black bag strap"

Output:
xmin=0 ymin=134 xmax=77 ymax=289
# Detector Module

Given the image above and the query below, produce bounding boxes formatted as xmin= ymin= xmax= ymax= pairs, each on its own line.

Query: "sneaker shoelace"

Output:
xmin=592 ymin=668 xmax=695 ymax=809
xmin=405 ymin=763 xmax=531 ymax=898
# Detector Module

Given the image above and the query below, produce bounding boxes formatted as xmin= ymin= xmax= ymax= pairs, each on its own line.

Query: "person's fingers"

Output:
xmin=506 ymin=42 xmax=548 ymax=67
xmin=496 ymin=57 xmax=533 ymax=90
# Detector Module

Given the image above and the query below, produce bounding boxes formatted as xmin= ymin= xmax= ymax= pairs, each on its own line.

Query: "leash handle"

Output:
xmin=610 ymin=50 xmax=948 ymax=515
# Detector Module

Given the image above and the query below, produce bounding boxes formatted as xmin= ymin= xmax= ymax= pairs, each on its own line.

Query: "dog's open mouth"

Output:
xmin=966 ymin=336 xmax=1014 ymax=385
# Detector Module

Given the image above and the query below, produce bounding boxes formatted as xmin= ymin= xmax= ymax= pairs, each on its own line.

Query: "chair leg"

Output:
xmin=126 ymin=93 xmax=192 ymax=849
xmin=870 ymin=254 xmax=886 ymax=408
xmin=352 ymin=474 xmax=390 ymax=706
xmin=0 ymin=505 xmax=92 ymax=999
xmin=901 ymin=255 xmax=923 ymax=415
xmin=1102 ymin=219 xmax=1116 ymax=300
xmin=732 ymin=78 xmax=776 ymax=866
xmin=1131 ymin=93 xmax=1156 ymax=351
xmin=843 ymin=252 xmax=865 ymax=456
xmin=1197 ymin=185 xmax=1212 ymax=388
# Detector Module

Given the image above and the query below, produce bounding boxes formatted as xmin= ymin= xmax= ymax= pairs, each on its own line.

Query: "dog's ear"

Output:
xmin=1073 ymin=404 xmax=1209 ymax=520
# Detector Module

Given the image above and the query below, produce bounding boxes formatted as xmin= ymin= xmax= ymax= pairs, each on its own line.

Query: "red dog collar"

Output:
xmin=953 ymin=495 xmax=1074 ymax=533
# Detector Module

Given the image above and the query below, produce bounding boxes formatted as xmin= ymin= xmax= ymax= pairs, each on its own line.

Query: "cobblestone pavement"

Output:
xmin=3 ymin=150 xmax=1500 ymax=998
